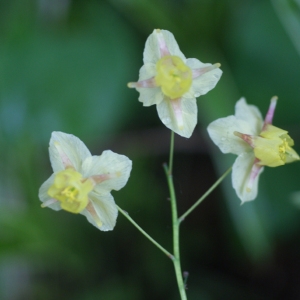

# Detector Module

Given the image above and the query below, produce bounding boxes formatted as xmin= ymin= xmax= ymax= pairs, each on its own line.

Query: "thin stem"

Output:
xmin=117 ymin=205 xmax=173 ymax=259
xmin=168 ymin=131 xmax=175 ymax=174
xmin=179 ymin=166 xmax=232 ymax=222
xmin=164 ymin=163 xmax=187 ymax=300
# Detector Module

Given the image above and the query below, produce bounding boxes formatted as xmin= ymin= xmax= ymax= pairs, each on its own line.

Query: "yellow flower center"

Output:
xmin=253 ymin=125 xmax=298 ymax=167
xmin=278 ymin=136 xmax=292 ymax=160
xmin=155 ymin=55 xmax=192 ymax=99
xmin=48 ymin=169 xmax=94 ymax=213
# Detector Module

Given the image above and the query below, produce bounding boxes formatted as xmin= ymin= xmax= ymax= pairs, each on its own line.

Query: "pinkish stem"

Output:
xmin=263 ymin=96 xmax=278 ymax=129
xmin=128 ymin=77 xmax=156 ymax=88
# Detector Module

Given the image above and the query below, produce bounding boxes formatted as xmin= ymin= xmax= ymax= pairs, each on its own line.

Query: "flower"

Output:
xmin=207 ymin=97 xmax=299 ymax=203
xmin=39 ymin=131 xmax=132 ymax=231
xmin=128 ymin=29 xmax=222 ymax=138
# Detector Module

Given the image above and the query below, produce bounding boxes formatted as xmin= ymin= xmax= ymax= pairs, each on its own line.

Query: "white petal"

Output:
xmin=137 ymin=86 xmax=164 ymax=107
xmin=81 ymin=192 xmax=118 ymax=231
xmin=136 ymin=63 xmax=164 ymax=106
xmin=235 ymin=98 xmax=263 ymax=135
xmin=143 ymin=30 xmax=161 ymax=64
xmin=157 ymin=96 xmax=197 ymax=138
xmin=38 ymin=174 xmax=62 ymax=211
xmin=82 ymin=150 xmax=132 ymax=193
xmin=186 ymin=58 xmax=222 ymax=97
xmin=143 ymin=29 xmax=186 ymax=64
xmin=232 ymin=152 xmax=264 ymax=204
xmin=49 ymin=132 xmax=91 ymax=173
xmin=138 ymin=63 xmax=156 ymax=81
xmin=207 ymin=116 xmax=254 ymax=155
xmin=186 ymin=58 xmax=207 ymax=69
xmin=160 ymin=30 xmax=186 ymax=60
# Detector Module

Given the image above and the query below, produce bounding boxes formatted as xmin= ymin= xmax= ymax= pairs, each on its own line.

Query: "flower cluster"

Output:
xmin=128 ymin=29 xmax=222 ymax=138
xmin=39 ymin=28 xmax=299 ymax=234
xmin=39 ymin=132 xmax=132 ymax=231
xmin=207 ymin=97 xmax=299 ymax=203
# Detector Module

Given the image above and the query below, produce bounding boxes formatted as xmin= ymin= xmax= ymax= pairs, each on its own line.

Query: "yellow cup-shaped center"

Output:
xmin=155 ymin=55 xmax=192 ymax=99
xmin=48 ymin=168 xmax=94 ymax=213
xmin=254 ymin=125 xmax=298 ymax=167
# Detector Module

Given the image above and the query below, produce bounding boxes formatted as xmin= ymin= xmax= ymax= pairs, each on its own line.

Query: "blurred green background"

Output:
xmin=1 ymin=0 xmax=300 ymax=299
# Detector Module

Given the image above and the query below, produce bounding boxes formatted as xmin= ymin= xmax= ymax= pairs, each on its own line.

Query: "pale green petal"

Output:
xmin=138 ymin=87 xmax=164 ymax=106
xmin=160 ymin=30 xmax=186 ymax=60
xmin=38 ymin=174 xmax=61 ymax=211
xmin=143 ymin=29 xmax=161 ymax=64
xmin=81 ymin=192 xmax=118 ymax=231
xmin=232 ymin=152 xmax=264 ymax=204
xmin=138 ymin=63 xmax=156 ymax=81
xmin=186 ymin=58 xmax=207 ymax=69
xmin=82 ymin=150 xmax=132 ymax=193
xmin=157 ymin=96 xmax=197 ymax=138
xmin=207 ymin=116 xmax=254 ymax=155
xmin=235 ymin=98 xmax=263 ymax=135
xmin=186 ymin=58 xmax=222 ymax=97
xmin=49 ymin=132 xmax=91 ymax=173
xmin=143 ymin=29 xmax=185 ymax=64
xmin=286 ymin=147 xmax=300 ymax=163
xmin=136 ymin=63 xmax=164 ymax=106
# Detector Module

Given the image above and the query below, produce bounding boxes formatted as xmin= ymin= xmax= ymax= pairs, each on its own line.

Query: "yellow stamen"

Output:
xmin=48 ymin=169 xmax=94 ymax=213
xmin=253 ymin=125 xmax=299 ymax=167
xmin=155 ymin=55 xmax=192 ymax=99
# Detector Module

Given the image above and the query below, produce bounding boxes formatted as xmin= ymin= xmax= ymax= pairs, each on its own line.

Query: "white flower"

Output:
xmin=207 ymin=97 xmax=299 ymax=203
xmin=39 ymin=131 xmax=132 ymax=231
xmin=128 ymin=29 xmax=222 ymax=138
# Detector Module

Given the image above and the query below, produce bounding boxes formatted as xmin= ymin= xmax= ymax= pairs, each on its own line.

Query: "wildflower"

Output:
xmin=128 ymin=29 xmax=222 ymax=138
xmin=39 ymin=132 xmax=132 ymax=231
xmin=207 ymin=97 xmax=299 ymax=203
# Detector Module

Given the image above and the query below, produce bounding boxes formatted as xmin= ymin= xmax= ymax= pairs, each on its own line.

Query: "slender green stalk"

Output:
xmin=179 ymin=166 xmax=232 ymax=222
xmin=168 ymin=131 xmax=175 ymax=175
xmin=164 ymin=131 xmax=187 ymax=300
xmin=163 ymin=164 xmax=187 ymax=300
xmin=117 ymin=205 xmax=173 ymax=259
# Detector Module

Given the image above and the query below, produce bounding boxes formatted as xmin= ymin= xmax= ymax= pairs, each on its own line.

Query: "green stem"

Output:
xmin=168 ymin=131 xmax=175 ymax=175
xmin=164 ymin=131 xmax=187 ymax=300
xmin=179 ymin=166 xmax=232 ymax=222
xmin=163 ymin=164 xmax=187 ymax=300
xmin=117 ymin=205 xmax=173 ymax=259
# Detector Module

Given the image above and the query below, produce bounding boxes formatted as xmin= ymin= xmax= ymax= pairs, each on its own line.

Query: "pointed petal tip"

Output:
xmin=127 ymin=82 xmax=137 ymax=88
xmin=233 ymin=131 xmax=242 ymax=138
xmin=41 ymin=198 xmax=58 ymax=208
xmin=271 ymin=95 xmax=278 ymax=101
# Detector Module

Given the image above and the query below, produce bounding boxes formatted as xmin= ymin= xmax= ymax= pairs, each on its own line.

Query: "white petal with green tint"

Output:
xmin=186 ymin=58 xmax=223 ymax=97
xmin=138 ymin=86 xmax=164 ymax=107
xmin=136 ymin=64 xmax=163 ymax=106
xmin=81 ymin=192 xmax=118 ymax=231
xmin=38 ymin=174 xmax=61 ymax=211
xmin=207 ymin=116 xmax=254 ymax=155
xmin=49 ymin=132 xmax=91 ymax=173
xmin=235 ymin=98 xmax=263 ymax=135
xmin=138 ymin=63 xmax=156 ymax=81
xmin=232 ymin=152 xmax=264 ymax=204
xmin=143 ymin=29 xmax=186 ymax=64
xmin=159 ymin=30 xmax=186 ymax=60
xmin=157 ymin=96 xmax=197 ymax=138
xmin=82 ymin=150 xmax=132 ymax=193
